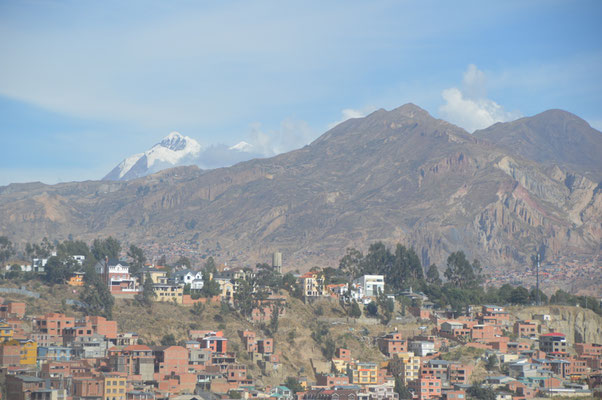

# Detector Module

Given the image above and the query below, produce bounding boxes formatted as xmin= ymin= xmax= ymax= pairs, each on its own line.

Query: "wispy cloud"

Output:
xmin=248 ymin=119 xmax=316 ymax=156
xmin=327 ymin=106 xmax=377 ymax=129
xmin=439 ymin=64 xmax=521 ymax=132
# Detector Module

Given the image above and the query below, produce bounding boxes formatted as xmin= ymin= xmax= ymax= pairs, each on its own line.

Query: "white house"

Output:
xmin=353 ymin=275 xmax=385 ymax=298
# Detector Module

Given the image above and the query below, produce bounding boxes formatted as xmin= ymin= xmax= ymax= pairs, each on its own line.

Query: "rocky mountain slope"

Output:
xmin=473 ymin=110 xmax=602 ymax=181
xmin=0 ymin=104 xmax=600 ymax=273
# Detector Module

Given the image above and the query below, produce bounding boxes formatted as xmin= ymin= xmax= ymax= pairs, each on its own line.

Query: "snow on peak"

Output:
xmin=147 ymin=132 xmax=202 ymax=167
xmin=229 ymin=141 xmax=255 ymax=152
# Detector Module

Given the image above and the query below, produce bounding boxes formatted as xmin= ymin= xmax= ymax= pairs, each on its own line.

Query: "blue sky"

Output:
xmin=1 ymin=0 xmax=601 ymax=185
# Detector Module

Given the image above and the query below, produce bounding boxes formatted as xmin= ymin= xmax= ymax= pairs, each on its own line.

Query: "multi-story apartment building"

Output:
xmin=540 ymin=332 xmax=568 ymax=355
xmin=348 ymin=362 xmax=378 ymax=385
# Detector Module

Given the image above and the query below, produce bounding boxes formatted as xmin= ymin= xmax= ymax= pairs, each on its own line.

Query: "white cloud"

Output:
xmin=328 ymin=106 xmax=377 ymax=129
xmin=248 ymin=118 xmax=317 ymax=156
xmin=439 ymin=64 xmax=521 ymax=132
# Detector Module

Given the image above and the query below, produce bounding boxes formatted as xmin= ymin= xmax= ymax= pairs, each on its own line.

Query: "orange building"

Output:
xmin=35 ymin=313 xmax=75 ymax=336
xmin=377 ymin=332 xmax=408 ymax=357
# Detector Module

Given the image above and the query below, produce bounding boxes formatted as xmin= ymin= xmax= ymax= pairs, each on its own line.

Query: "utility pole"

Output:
xmin=536 ymin=253 xmax=541 ymax=306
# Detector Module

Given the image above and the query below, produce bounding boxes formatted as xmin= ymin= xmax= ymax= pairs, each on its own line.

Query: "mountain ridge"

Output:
xmin=1 ymin=104 xmax=600 ymax=282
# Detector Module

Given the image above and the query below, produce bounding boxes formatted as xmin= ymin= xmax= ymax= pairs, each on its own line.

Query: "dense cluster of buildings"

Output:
xmin=1 ymin=257 xmax=601 ymax=400
xmin=0 ymin=294 xmax=285 ymax=399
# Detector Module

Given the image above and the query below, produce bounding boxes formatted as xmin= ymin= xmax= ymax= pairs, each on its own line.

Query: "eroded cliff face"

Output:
xmin=0 ymin=106 xmax=599 ymax=278
xmin=515 ymin=306 xmax=602 ymax=344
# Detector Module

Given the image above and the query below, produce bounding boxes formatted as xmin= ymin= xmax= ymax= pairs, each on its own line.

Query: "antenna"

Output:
xmin=536 ymin=253 xmax=540 ymax=306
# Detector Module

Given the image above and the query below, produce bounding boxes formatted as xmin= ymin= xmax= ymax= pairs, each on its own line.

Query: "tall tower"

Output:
xmin=272 ymin=252 xmax=282 ymax=274
xmin=536 ymin=253 xmax=540 ymax=306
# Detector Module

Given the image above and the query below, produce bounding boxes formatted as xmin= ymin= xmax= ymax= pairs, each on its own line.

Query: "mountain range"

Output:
xmin=1 ymin=104 xmax=600 ymax=278
xmin=103 ymin=132 xmax=262 ymax=181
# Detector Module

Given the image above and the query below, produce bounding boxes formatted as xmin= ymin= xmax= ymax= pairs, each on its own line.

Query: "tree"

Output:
xmin=127 ymin=245 xmax=146 ymax=278
xmin=234 ymin=278 xmax=254 ymax=316
xmin=510 ymin=286 xmax=530 ymax=305
xmin=284 ymin=377 xmax=304 ymax=394
xmin=444 ymin=251 xmax=482 ymax=289
xmin=175 ymin=256 xmax=191 ymax=269
xmin=322 ymin=337 xmax=336 ymax=359
xmin=141 ymin=273 xmax=155 ymax=306
xmin=157 ymin=255 xmax=167 ymax=266
xmin=0 ymin=236 xmax=15 ymax=267
xmin=44 ymin=255 xmax=77 ymax=284
xmin=91 ymin=237 xmax=121 ymax=261
xmin=485 ymin=354 xmax=498 ymax=371
xmin=339 ymin=247 xmax=364 ymax=279
xmin=366 ymin=301 xmax=378 ymax=317
xmin=269 ymin=303 xmax=280 ymax=334
xmin=200 ymin=272 xmax=221 ymax=298
xmin=160 ymin=334 xmax=177 ymax=346
xmin=80 ymin=265 xmax=114 ymax=319
xmin=191 ymin=302 xmax=205 ymax=317
xmin=394 ymin=377 xmax=412 ymax=400
xmin=467 ymin=384 xmax=496 ymax=400
xmin=349 ymin=300 xmax=362 ymax=319
xmin=426 ymin=264 xmax=442 ymax=286
xmin=204 ymin=257 xmax=217 ymax=274
xmin=529 ymin=287 xmax=548 ymax=304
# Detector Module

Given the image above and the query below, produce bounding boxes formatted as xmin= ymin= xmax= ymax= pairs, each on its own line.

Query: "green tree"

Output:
xmin=204 ymin=257 xmax=217 ymax=274
xmin=529 ymin=287 xmax=548 ymax=304
xmin=175 ymin=256 xmax=191 ymax=269
xmin=426 ymin=264 xmax=442 ymax=286
xmin=349 ymin=300 xmax=362 ymax=319
xmin=269 ymin=303 xmax=280 ymax=334
xmin=80 ymin=266 xmax=114 ymax=319
xmin=127 ymin=245 xmax=146 ymax=278
xmin=201 ymin=272 xmax=221 ymax=298
xmin=160 ymin=334 xmax=177 ymax=346
xmin=394 ymin=377 xmax=412 ymax=400
xmin=510 ymin=286 xmax=530 ymax=305
xmin=322 ymin=337 xmax=336 ymax=359
xmin=157 ymin=255 xmax=167 ymax=266
xmin=444 ymin=251 xmax=482 ymax=289
xmin=338 ymin=247 xmax=364 ymax=279
xmin=366 ymin=301 xmax=378 ymax=317
xmin=485 ymin=354 xmax=498 ymax=371
xmin=284 ymin=377 xmax=303 ymax=394
xmin=191 ymin=302 xmax=205 ymax=317
xmin=467 ymin=384 xmax=496 ymax=400
xmin=234 ymin=278 xmax=254 ymax=316
xmin=44 ymin=255 xmax=77 ymax=284
xmin=141 ymin=273 xmax=155 ymax=305
xmin=91 ymin=237 xmax=121 ymax=260
xmin=0 ymin=236 xmax=15 ymax=267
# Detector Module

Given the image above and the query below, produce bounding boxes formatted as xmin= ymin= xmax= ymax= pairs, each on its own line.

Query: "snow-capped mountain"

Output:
xmin=103 ymin=133 xmax=264 ymax=181
xmin=103 ymin=132 xmax=202 ymax=181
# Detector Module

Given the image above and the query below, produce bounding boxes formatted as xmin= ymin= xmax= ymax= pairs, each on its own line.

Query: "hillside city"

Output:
xmin=0 ymin=237 xmax=600 ymax=400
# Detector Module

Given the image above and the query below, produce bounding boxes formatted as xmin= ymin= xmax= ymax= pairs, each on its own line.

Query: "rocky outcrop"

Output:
xmin=0 ymin=106 xmax=600 ymax=278
xmin=515 ymin=306 xmax=602 ymax=344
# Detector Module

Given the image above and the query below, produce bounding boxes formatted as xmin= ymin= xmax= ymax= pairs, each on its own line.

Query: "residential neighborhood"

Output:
xmin=0 ymin=246 xmax=601 ymax=400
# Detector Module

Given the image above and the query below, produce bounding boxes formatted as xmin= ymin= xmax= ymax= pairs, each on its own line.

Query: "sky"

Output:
xmin=1 ymin=0 xmax=601 ymax=185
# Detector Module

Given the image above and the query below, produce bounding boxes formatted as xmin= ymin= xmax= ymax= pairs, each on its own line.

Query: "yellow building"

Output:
xmin=0 ymin=321 xmax=14 ymax=342
xmin=348 ymin=362 xmax=378 ymax=385
xmin=68 ymin=272 xmax=85 ymax=286
xmin=5 ymin=339 xmax=37 ymax=366
xmin=144 ymin=269 xmax=168 ymax=284
xmin=300 ymin=271 xmax=326 ymax=298
xmin=103 ymin=374 xmax=126 ymax=400
xmin=152 ymin=283 xmax=183 ymax=304
xmin=332 ymin=358 xmax=349 ymax=374
xmin=399 ymin=352 xmax=421 ymax=384
xmin=216 ymin=278 xmax=235 ymax=303
xmin=387 ymin=352 xmax=421 ymax=384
